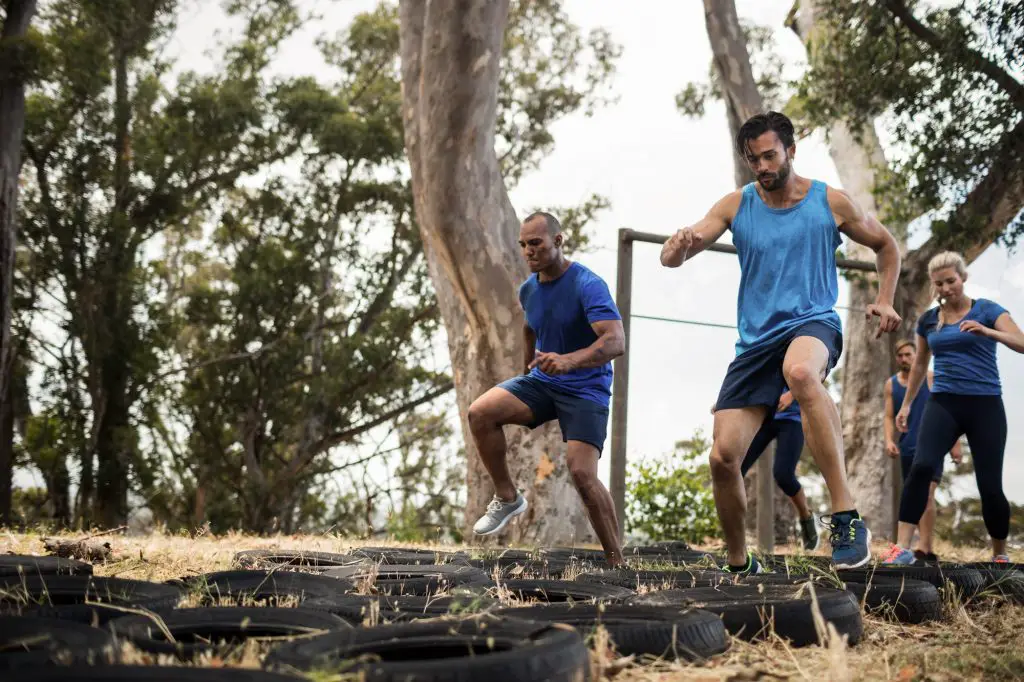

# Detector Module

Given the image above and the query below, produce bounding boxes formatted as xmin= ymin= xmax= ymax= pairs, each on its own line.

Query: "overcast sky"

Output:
xmin=164 ymin=0 xmax=1024 ymax=509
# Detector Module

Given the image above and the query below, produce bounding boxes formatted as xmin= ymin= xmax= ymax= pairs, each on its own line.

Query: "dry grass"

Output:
xmin=3 ymin=530 xmax=1023 ymax=681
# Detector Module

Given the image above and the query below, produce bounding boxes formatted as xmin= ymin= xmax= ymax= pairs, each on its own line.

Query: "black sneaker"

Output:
xmin=913 ymin=550 xmax=938 ymax=566
xmin=800 ymin=516 xmax=819 ymax=551
xmin=723 ymin=552 xmax=765 ymax=575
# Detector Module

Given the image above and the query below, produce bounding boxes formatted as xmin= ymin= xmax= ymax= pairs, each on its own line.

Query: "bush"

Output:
xmin=626 ymin=431 xmax=719 ymax=544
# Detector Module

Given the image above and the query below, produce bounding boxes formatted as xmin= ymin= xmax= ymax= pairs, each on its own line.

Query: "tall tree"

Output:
xmin=398 ymin=0 xmax=620 ymax=543
xmin=789 ymin=0 xmax=1024 ymax=528
xmin=19 ymin=0 xmax=302 ymax=526
xmin=0 ymin=0 xmax=39 ymax=524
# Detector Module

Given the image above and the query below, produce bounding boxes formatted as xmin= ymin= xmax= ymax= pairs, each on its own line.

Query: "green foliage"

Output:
xmin=626 ymin=431 xmax=720 ymax=544
xmin=793 ymin=0 xmax=1024 ymax=245
xmin=12 ymin=0 xmax=619 ymax=534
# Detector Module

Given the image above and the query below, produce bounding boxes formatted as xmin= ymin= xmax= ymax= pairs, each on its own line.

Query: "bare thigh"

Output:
xmin=470 ymin=386 xmax=536 ymax=426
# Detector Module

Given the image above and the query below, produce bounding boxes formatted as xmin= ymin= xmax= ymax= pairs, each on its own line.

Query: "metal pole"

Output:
xmin=610 ymin=228 xmax=633 ymax=542
xmin=756 ymin=442 xmax=776 ymax=553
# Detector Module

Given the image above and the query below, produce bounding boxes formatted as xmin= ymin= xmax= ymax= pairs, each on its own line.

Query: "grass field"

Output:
xmin=3 ymin=531 xmax=1023 ymax=681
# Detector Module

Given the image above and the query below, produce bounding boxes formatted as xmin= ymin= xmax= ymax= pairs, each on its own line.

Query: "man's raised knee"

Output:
xmin=710 ymin=444 xmax=743 ymax=479
xmin=784 ymin=363 xmax=820 ymax=396
xmin=467 ymin=399 xmax=494 ymax=433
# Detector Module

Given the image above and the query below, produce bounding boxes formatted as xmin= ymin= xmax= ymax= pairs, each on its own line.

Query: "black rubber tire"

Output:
xmin=538 ymin=547 xmax=608 ymax=563
xmin=577 ymin=569 xmax=731 ymax=590
xmin=232 ymin=550 xmax=369 ymax=572
xmin=471 ymin=549 xmax=535 ymax=562
xmin=631 ymin=584 xmax=863 ymax=647
xmin=844 ymin=577 xmax=942 ymax=623
xmin=464 ymin=558 xmax=571 ymax=579
xmin=320 ymin=593 xmax=499 ymax=625
xmin=962 ymin=564 xmax=1024 ymax=603
xmin=182 ymin=570 xmax=355 ymax=608
xmin=22 ymin=667 xmax=303 ymax=681
xmin=0 ymin=555 xmax=93 ymax=578
xmin=321 ymin=564 xmax=492 ymax=596
xmin=837 ymin=565 xmax=985 ymax=599
xmin=494 ymin=603 xmax=728 ymax=660
xmin=265 ymin=615 xmax=590 ymax=681
xmin=0 ymin=615 xmax=117 ymax=670
xmin=0 ymin=575 xmax=182 ymax=624
xmin=498 ymin=579 xmax=634 ymax=603
xmin=349 ymin=547 xmax=468 ymax=565
xmin=109 ymin=606 xmax=349 ymax=660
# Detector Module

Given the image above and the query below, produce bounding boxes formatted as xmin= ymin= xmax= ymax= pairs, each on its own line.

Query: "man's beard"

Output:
xmin=758 ymin=159 xmax=791 ymax=190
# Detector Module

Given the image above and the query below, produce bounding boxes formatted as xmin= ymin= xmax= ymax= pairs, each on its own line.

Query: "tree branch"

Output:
xmin=305 ymin=380 xmax=453 ymax=462
xmin=883 ymin=0 xmax=1024 ymax=111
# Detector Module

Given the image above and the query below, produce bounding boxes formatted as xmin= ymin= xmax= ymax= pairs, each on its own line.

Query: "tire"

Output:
xmin=631 ymin=584 xmax=863 ymax=647
xmin=493 ymin=603 xmax=728 ymax=661
xmin=962 ymin=563 xmax=1024 ymax=603
xmin=0 ymin=615 xmax=117 ymax=670
xmin=232 ymin=550 xmax=369 ymax=572
xmin=321 ymin=593 xmax=499 ymax=625
xmin=465 ymin=559 xmax=572 ymax=580
xmin=471 ymin=549 xmax=535 ymax=562
xmin=837 ymin=565 xmax=985 ymax=599
xmin=22 ymin=666 xmax=303 ymax=681
xmin=577 ymin=569 xmax=731 ymax=590
xmin=183 ymin=570 xmax=355 ymax=608
xmin=265 ymin=615 xmax=590 ymax=681
xmin=0 ymin=575 xmax=182 ymax=624
xmin=843 ymin=577 xmax=942 ymax=624
xmin=498 ymin=579 xmax=634 ymax=603
xmin=349 ymin=547 xmax=468 ymax=566
xmin=109 ymin=606 xmax=349 ymax=660
xmin=538 ymin=547 xmax=607 ymax=563
xmin=0 ymin=555 xmax=93 ymax=578
xmin=321 ymin=564 xmax=492 ymax=596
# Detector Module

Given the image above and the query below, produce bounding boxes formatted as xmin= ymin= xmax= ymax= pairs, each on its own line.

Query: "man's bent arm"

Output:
xmin=564 ymin=320 xmax=625 ymax=370
xmin=523 ymin=324 xmax=537 ymax=374
xmin=831 ymin=188 xmax=901 ymax=306
xmin=660 ymin=191 xmax=738 ymax=268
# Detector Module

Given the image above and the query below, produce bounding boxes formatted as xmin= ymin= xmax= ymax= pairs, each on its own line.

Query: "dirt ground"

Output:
xmin=3 ymin=531 xmax=1023 ymax=682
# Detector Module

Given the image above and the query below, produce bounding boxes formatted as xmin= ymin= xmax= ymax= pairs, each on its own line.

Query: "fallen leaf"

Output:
xmin=534 ymin=452 xmax=555 ymax=484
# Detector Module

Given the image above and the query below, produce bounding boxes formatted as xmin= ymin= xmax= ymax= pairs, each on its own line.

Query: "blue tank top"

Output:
xmin=730 ymin=180 xmax=843 ymax=355
xmin=890 ymin=373 xmax=930 ymax=456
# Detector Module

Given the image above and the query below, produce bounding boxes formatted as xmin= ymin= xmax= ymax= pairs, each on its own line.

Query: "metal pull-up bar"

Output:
xmin=609 ymin=228 xmax=878 ymax=549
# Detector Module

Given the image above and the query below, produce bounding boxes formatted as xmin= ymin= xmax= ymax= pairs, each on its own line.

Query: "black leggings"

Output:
xmin=898 ymin=393 xmax=1009 ymax=540
xmin=740 ymin=418 xmax=804 ymax=497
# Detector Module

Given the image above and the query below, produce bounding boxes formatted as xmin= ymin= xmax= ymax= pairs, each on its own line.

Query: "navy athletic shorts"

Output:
xmin=715 ymin=320 xmax=843 ymax=413
xmin=498 ymin=374 xmax=609 ymax=454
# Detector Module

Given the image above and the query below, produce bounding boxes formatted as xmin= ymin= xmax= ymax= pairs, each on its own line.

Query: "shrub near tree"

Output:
xmin=626 ymin=431 xmax=720 ymax=544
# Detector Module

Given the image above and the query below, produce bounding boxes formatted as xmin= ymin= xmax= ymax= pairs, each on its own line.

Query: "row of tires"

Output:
xmin=1 ymin=548 xmax=1022 ymax=681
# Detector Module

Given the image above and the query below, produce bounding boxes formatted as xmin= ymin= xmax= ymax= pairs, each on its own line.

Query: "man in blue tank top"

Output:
xmin=884 ymin=340 xmax=962 ymax=564
xmin=466 ymin=212 xmax=626 ymax=566
xmin=660 ymin=112 xmax=902 ymax=572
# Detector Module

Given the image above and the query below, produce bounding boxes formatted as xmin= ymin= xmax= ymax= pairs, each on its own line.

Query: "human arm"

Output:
xmin=896 ymin=335 xmax=931 ymax=432
xmin=523 ymin=324 xmax=536 ymax=374
xmin=530 ymin=320 xmax=624 ymax=375
xmin=883 ymin=378 xmax=899 ymax=457
xmin=950 ymin=439 xmax=963 ymax=464
xmin=660 ymin=191 xmax=739 ymax=268
xmin=960 ymin=312 xmax=1024 ymax=353
xmin=829 ymin=188 xmax=902 ymax=338
xmin=776 ymin=390 xmax=794 ymax=413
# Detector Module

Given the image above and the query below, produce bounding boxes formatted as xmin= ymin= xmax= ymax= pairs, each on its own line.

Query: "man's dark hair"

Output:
xmin=736 ymin=111 xmax=796 ymax=156
xmin=524 ymin=211 xmax=562 ymax=236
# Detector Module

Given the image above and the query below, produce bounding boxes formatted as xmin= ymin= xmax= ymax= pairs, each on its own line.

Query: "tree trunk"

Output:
xmin=703 ymin=0 xmax=762 ymax=187
xmin=398 ymin=0 xmax=592 ymax=544
xmin=0 ymin=0 xmax=39 ymax=524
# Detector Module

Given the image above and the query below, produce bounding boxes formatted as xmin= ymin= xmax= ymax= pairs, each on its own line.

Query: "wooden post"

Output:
xmin=756 ymin=441 xmax=775 ymax=552
xmin=891 ymin=453 xmax=902 ymax=540
xmin=610 ymin=228 xmax=633 ymax=542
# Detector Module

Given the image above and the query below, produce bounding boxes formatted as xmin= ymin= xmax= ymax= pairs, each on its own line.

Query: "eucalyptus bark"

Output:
xmin=398 ymin=0 xmax=591 ymax=543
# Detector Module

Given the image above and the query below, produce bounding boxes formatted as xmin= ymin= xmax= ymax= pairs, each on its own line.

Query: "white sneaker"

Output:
xmin=473 ymin=493 xmax=528 ymax=535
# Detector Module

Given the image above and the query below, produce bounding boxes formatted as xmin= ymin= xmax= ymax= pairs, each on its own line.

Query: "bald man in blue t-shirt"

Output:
xmin=466 ymin=212 xmax=626 ymax=567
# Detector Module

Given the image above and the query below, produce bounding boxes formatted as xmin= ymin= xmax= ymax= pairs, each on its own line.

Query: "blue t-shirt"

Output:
xmin=520 ymin=262 xmax=621 ymax=406
xmin=890 ymin=373 xmax=930 ymax=457
xmin=916 ymin=299 xmax=1008 ymax=395
xmin=729 ymin=180 xmax=843 ymax=356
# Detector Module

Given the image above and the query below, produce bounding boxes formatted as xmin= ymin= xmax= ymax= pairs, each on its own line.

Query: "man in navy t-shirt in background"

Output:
xmin=466 ymin=212 xmax=626 ymax=566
